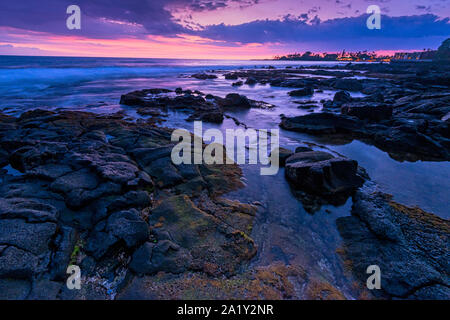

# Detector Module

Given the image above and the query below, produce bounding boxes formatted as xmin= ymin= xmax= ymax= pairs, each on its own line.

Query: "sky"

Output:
xmin=0 ymin=0 xmax=449 ymax=59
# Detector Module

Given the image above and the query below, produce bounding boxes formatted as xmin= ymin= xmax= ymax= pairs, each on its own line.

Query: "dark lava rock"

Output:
xmin=280 ymin=112 xmax=361 ymax=134
xmin=120 ymin=88 xmax=275 ymax=123
xmin=0 ymin=246 xmax=40 ymax=279
xmin=333 ymin=90 xmax=352 ymax=103
xmin=288 ymin=87 xmax=314 ymax=97
xmin=129 ymin=242 xmax=155 ymax=274
xmin=130 ymin=240 xmax=189 ymax=275
xmin=337 ymin=184 xmax=450 ymax=299
xmin=280 ymin=111 xmax=450 ymax=161
xmin=341 ymin=104 xmax=393 ymax=121
xmin=120 ymin=88 xmax=224 ymax=123
xmin=119 ymin=88 xmax=172 ymax=106
xmin=245 ymin=77 xmax=257 ymax=85
xmin=218 ymin=93 xmax=252 ymax=109
xmin=188 ymin=110 xmax=224 ymax=123
xmin=191 ymin=73 xmax=217 ymax=80
xmin=0 ymin=279 xmax=31 ymax=299
xmin=225 ymin=73 xmax=238 ymax=80
xmin=285 ymin=151 xmax=365 ymax=197
xmin=0 ymin=219 xmax=56 ymax=256
xmin=106 ymin=209 xmax=149 ymax=248
xmin=50 ymin=168 xmax=99 ymax=194
xmin=85 ymin=208 xmax=150 ymax=259
xmin=0 ymin=109 xmax=255 ymax=299
xmin=147 ymin=195 xmax=256 ymax=276
xmin=232 ymin=81 xmax=243 ymax=87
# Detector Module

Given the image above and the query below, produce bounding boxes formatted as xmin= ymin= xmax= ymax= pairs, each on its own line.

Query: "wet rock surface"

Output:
xmin=275 ymin=62 xmax=450 ymax=161
xmin=285 ymin=150 xmax=365 ymax=197
xmin=284 ymin=148 xmax=367 ymax=213
xmin=337 ymin=184 xmax=450 ymax=299
xmin=288 ymin=87 xmax=314 ymax=97
xmin=120 ymin=88 xmax=275 ymax=124
xmin=191 ymin=73 xmax=218 ymax=80
xmin=281 ymin=108 xmax=449 ymax=161
xmin=0 ymin=109 xmax=256 ymax=299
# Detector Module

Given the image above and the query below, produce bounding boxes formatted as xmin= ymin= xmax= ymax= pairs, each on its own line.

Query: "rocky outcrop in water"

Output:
xmin=280 ymin=102 xmax=450 ymax=161
xmin=120 ymin=89 xmax=275 ymax=124
xmin=285 ymin=150 xmax=365 ymax=197
xmin=288 ymin=87 xmax=314 ymax=97
xmin=274 ymin=62 xmax=450 ymax=163
xmin=283 ymin=148 xmax=366 ymax=213
xmin=191 ymin=73 xmax=218 ymax=80
xmin=337 ymin=184 xmax=450 ymax=300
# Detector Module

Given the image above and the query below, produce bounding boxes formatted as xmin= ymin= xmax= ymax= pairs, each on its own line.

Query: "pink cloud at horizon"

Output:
xmin=0 ymin=27 xmax=279 ymax=59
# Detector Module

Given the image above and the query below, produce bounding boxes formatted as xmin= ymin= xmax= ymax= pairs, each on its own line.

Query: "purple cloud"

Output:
xmin=0 ymin=0 xmax=261 ymax=38
xmin=194 ymin=14 xmax=450 ymax=50
xmin=0 ymin=1 xmax=448 ymax=52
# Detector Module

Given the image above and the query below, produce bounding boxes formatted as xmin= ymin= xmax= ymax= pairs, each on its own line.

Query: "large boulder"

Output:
xmin=333 ymin=91 xmax=352 ymax=104
xmin=218 ymin=93 xmax=252 ymax=109
xmin=187 ymin=110 xmax=224 ymax=123
xmin=0 ymin=246 xmax=39 ymax=279
xmin=280 ymin=112 xmax=361 ymax=134
xmin=119 ymin=88 xmax=172 ymax=106
xmin=285 ymin=151 xmax=364 ymax=196
xmin=191 ymin=73 xmax=217 ymax=80
xmin=245 ymin=77 xmax=257 ymax=85
xmin=224 ymin=73 xmax=238 ymax=80
xmin=288 ymin=87 xmax=314 ymax=97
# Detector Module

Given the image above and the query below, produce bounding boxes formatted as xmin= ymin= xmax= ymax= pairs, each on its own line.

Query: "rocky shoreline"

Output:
xmin=0 ymin=61 xmax=448 ymax=300
xmin=0 ymin=110 xmax=257 ymax=299
xmin=337 ymin=183 xmax=449 ymax=300
xmin=218 ymin=62 xmax=450 ymax=162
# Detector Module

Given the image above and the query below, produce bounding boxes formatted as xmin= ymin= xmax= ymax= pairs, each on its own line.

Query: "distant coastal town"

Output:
xmin=274 ymin=38 xmax=450 ymax=62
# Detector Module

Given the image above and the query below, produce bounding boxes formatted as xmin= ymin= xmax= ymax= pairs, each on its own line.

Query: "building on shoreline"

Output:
xmin=392 ymin=49 xmax=436 ymax=61
xmin=273 ymin=38 xmax=449 ymax=63
xmin=274 ymin=50 xmax=391 ymax=62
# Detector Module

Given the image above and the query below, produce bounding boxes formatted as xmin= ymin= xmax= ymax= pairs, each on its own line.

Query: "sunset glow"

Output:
xmin=0 ymin=0 xmax=449 ymax=58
